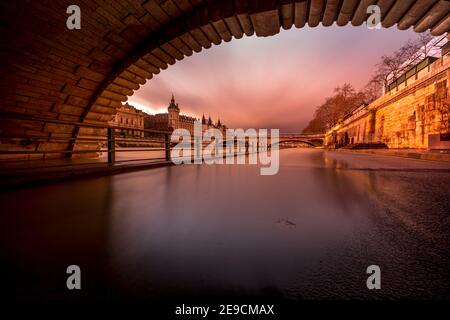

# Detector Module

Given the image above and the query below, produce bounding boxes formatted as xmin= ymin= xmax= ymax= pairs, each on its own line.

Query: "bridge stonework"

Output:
xmin=278 ymin=134 xmax=324 ymax=147
xmin=0 ymin=1 xmax=449 ymax=159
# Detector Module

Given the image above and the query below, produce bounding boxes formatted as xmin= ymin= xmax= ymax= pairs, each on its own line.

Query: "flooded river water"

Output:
xmin=1 ymin=149 xmax=450 ymax=301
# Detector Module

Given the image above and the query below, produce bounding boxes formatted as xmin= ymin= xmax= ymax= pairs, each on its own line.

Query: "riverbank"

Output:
xmin=331 ymin=148 xmax=450 ymax=163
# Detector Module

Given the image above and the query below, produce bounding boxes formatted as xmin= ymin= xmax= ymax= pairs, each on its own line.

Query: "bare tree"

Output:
xmin=415 ymin=31 xmax=434 ymax=58
xmin=400 ymin=39 xmax=421 ymax=61
xmin=333 ymin=83 xmax=364 ymax=115
xmin=363 ymin=76 xmax=384 ymax=103
xmin=371 ymin=32 xmax=438 ymax=91
xmin=302 ymin=34 xmax=441 ymax=134
xmin=371 ymin=37 xmax=424 ymax=90
xmin=321 ymin=97 xmax=341 ymax=128
xmin=302 ymin=116 xmax=326 ymax=134
xmin=302 ymin=84 xmax=363 ymax=133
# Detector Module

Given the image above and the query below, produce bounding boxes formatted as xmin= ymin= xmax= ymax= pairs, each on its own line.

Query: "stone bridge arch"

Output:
xmin=1 ymin=1 xmax=449 ymax=159
xmin=275 ymin=139 xmax=317 ymax=147
xmin=277 ymin=134 xmax=324 ymax=147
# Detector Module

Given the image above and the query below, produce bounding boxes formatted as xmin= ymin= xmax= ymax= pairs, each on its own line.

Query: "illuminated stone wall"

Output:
xmin=371 ymin=55 xmax=450 ymax=149
xmin=326 ymin=54 xmax=450 ymax=149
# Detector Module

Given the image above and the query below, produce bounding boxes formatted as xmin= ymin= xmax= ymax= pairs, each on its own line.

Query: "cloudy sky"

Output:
xmin=128 ymin=25 xmax=416 ymax=132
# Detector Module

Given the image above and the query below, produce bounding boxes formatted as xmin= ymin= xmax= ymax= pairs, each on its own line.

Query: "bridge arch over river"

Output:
xmin=1 ymin=1 xmax=449 ymax=159
xmin=277 ymin=134 xmax=325 ymax=147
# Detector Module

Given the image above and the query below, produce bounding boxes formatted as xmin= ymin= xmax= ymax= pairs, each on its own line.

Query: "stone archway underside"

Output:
xmin=1 ymin=0 xmax=449 ymax=159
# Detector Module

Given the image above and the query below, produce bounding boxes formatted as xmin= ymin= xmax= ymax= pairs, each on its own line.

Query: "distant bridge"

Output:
xmin=193 ymin=132 xmax=325 ymax=152
xmin=276 ymin=133 xmax=325 ymax=147
xmin=216 ymin=133 xmax=325 ymax=148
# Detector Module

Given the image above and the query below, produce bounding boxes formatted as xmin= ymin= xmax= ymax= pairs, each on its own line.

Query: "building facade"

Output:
xmin=144 ymin=95 xmax=226 ymax=135
xmin=325 ymin=51 xmax=450 ymax=150
xmin=108 ymin=103 xmax=145 ymax=137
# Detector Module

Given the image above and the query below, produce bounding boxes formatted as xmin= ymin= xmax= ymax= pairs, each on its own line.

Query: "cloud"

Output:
xmin=128 ymin=25 xmax=416 ymax=132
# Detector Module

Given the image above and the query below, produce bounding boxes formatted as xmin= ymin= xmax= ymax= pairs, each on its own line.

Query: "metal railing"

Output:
xmin=0 ymin=112 xmax=172 ymax=168
xmin=0 ymin=112 xmax=323 ymax=171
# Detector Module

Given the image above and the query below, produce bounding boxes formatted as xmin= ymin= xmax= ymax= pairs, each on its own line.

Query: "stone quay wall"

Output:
xmin=326 ymin=54 xmax=450 ymax=149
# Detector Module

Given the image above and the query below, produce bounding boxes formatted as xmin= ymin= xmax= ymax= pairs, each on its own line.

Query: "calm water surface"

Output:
xmin=1 ymin=149 xmax=450 ymax=300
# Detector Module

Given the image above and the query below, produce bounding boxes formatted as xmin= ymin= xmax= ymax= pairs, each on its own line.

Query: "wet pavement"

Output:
xmin=1 ymin=148 xmax=450 ymax=301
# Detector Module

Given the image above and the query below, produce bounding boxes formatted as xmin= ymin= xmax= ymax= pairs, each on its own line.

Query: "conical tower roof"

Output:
xmin=168 ymin=93 xmax=179 ymax=111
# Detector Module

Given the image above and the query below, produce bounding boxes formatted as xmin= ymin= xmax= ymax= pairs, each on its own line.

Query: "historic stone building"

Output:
xmin=326 ymin=49 xmax=450 ymax=150
xmin=108 ymin=103 xmax=145 ymax=137
xmin=144 ymin=95 xmax=226 ymax=135
xmin=201 ymin=114 xmax=226 ymax=134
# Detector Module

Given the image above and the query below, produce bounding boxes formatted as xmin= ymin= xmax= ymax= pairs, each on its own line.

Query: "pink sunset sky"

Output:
xmin=128 ymin=25 xmax=416 ymax=132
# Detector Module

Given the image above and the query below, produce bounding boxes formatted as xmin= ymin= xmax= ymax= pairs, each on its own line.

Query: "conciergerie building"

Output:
xmin=144 ymin=94 xmax=226 ymax=135
xmin=109 ymin=94 xmax=226 ymax=137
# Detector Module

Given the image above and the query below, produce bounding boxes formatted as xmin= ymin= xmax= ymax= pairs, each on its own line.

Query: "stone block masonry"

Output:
xmin=0 ymin=1 xmax=449 ymax=160
xmin=326 ymin=54 xmax=450 ymax=149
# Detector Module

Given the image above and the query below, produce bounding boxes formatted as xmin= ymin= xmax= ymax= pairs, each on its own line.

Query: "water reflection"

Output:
xmin=1 ymin=149 xmax=449 ymax=300
xmin=0 ymin=178 xmax=114 ymax=299
xmin=106 ymin=149 xmax=450 ymax=298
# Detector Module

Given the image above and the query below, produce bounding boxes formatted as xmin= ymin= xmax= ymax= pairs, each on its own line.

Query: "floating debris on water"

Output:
xmin=275 ymin=217 xmax=297 ymax=228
